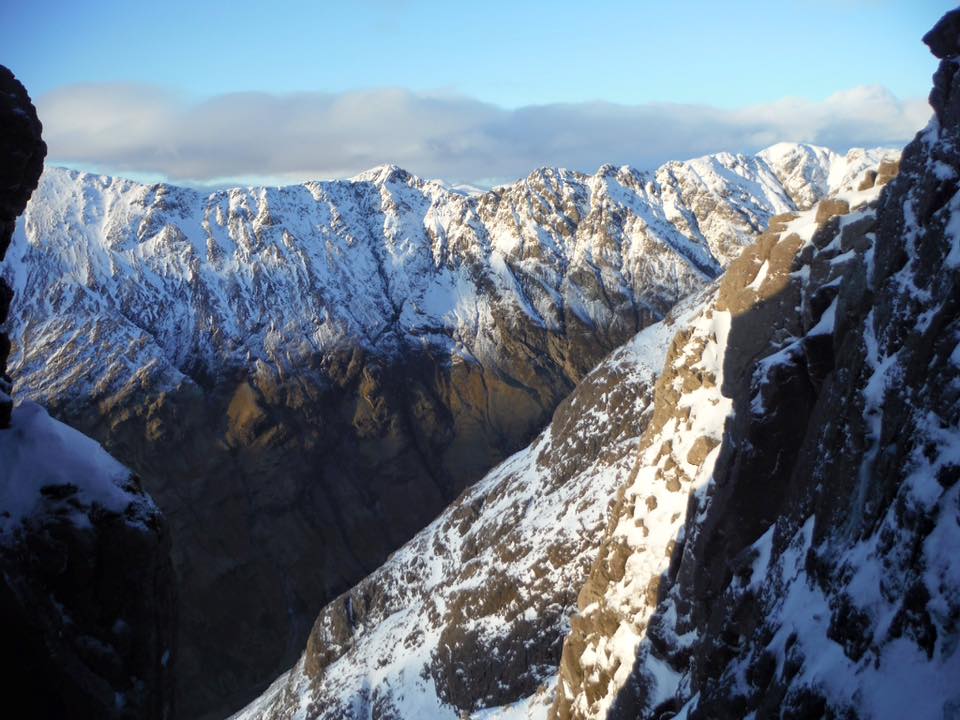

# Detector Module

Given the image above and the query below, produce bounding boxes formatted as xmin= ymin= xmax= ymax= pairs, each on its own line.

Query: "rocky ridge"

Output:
xmin=6 ymin=144 xmax=896 ymax=717
xmin=551 ymin=14 xmax=959 ymax=719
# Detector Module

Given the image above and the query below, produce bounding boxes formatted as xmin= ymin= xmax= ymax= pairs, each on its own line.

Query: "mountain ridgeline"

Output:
xmin=6 ymin=141 xmax=896 ymax=716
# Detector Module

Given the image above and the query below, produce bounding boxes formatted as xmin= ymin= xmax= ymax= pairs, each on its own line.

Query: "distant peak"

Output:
xmin=350 ymin=164 xmax=415 ymax=186
xmin=758 ymin=141 xmax=835 ymax=162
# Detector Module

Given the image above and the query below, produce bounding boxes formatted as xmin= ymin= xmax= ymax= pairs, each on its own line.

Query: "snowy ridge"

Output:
xmin=553 ymin=95 xmax=960 ymax=718
xmin=0 ymin=400 xmax=153 ymax=537
xmin=553 ymin=182 xmax=888 ymax=718
xmin=231 ymin=291 xmax=705 ymax=720
xmin=4 ymin=144 xmax=896 ymax=407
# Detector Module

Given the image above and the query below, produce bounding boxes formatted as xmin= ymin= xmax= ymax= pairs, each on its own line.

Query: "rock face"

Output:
xmin=0 ymin=65 xmax=45 ymax=427
xmin=232 ymin=285 xmax=706 ymax=720
xmin=0 ymin=65 xmax=175 ymax=720
xmin=6 ymin=144 xmax=896 ymax=717
xmin=551 ymin=14 xmax=960 ymax=719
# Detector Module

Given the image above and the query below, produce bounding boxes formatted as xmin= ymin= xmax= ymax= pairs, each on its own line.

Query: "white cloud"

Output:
xmin=37 ymin=83 xmax=930 ymax=187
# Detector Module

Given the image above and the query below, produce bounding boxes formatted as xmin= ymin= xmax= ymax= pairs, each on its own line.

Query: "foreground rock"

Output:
xmin=552 ymin=13 xmax=959 ymax=719
xmin=0 ymin=403 xmax=176 ymax=719
xmin=0 ymin=65 xmax=45 ymax=427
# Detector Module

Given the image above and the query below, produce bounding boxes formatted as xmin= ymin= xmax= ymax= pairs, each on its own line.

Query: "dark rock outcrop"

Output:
xmin=0 ymin=65 xmax=45 ymax=427
xmin=0 ymin=407 xmax=177 ymax=719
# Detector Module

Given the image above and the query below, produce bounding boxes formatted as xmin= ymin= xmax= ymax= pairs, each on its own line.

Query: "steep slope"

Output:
xmin=0 ymin=64 xmax=175 ymax=720
xmin=5 ymin=144 xmax=895 ymax=717
xmin=232 ymin=287 xmax=706 ymax=720
xmin=553 ymin=15 xmax=958 ymax=719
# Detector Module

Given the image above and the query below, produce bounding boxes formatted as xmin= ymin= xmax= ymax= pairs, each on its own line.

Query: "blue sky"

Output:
xmin=2 ymin=0 xmax=954 ymax=185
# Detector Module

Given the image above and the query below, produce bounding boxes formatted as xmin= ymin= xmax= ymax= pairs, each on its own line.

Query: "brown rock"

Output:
xmin=858 ymin=169 xmax=878 ymax=191
xmin=687 ymin=435 xmax=720 ymax=466
xmin=875 ymin=159 xmax=900 ymax=186
xmin=815 ymin=198 xmax=850 ymax=224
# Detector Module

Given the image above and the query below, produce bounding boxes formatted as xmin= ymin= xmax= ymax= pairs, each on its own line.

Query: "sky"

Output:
xmin=2 ymin=0 xmax=955 ymax=187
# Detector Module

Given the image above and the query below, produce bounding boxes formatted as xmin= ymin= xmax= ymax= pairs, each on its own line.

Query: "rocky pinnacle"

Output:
xmin=0 ymin=65 xmax=46 ymax=427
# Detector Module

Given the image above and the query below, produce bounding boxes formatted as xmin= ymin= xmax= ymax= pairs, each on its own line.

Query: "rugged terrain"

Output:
xmin=0 ymin=65 xmax=175 ymax=719
xmin=553 ymin=14 xmax=959 ymax=719
xmin=231 ymin=13 xmax=960 ymax=720
xmin=6 ymin=143 xmax=896 ymax=716
xmin=232 ymin=286 xmax=705 ymax=720
xmin=230 ymin=160 xmax=911 ymax=719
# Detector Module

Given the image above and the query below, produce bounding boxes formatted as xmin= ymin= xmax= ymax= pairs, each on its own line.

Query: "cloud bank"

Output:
xmin=37 ymin=84 xmax=930 ymax=187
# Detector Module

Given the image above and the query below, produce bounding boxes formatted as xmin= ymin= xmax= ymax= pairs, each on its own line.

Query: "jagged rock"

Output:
xmin=0 ymin=65 xmax=45 ymax=429
xmin=686 ymin=435 xmax=720 ymax=466
xmin=923 ymin=9 xmax=960 ymax=58
xmin=552 ymin=11 xmax=960 ymax=718
xmin=858 ymin=168 xmax=878 ymax=190
xmin=814 ymin=197 xmax=850 ymax=223
xmin=0 ymin=66 xmax=45 ymax=262
xmin=876 ymin=158 xmax=901 ymax=186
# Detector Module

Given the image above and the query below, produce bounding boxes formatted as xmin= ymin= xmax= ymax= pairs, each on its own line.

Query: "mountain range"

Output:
xmin=4 ymin=141 xmax=899 ymax=717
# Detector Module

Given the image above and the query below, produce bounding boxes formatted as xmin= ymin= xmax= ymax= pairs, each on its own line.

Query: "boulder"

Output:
xmin=814 ymin=197 xmax=850 ymax=224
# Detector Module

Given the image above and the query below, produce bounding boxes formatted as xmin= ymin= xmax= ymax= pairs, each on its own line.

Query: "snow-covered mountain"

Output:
xmin=237 ymin=33 xmax=959 ymax=718
xmin=8 ymin=145 xmax=894 ymax=407
xmin=4 ymin=143 xmax=897 ymax=718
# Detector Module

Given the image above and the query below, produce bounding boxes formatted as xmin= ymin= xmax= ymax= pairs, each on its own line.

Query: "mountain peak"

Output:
xmin=349 ymin=163 xmax=417 ymax=186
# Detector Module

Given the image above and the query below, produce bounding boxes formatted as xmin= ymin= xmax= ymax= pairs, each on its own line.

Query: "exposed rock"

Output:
xmin=0 ymin=65 xmax=45 ymax=428
xmin=0 ymin=407 xmax=176 ymax=720
xmin=814 ymin=197 xmax=850 ymax=224
xmin=858 ymin=168 xmax=878 ymax=190
xmin=0 ymin=66 xmax=45 ymax=260
xmin=552 ymin=12 xmax=960 ymax=718
xmin=876 ymin=158 xmax=901 ymax=186
xmin=923 ymin=9 xmax=960 ymax=58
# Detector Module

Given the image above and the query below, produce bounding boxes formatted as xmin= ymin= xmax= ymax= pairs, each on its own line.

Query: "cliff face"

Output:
xmin=553 ymin=13 xmax=959 ymax=720
xmin=0 ymin=65 xmax=45 ymax=426
xmin=0 ymin=66 xmax=176 ymax=720
xmin=6 ymin=144 xmax=894 ymax=716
